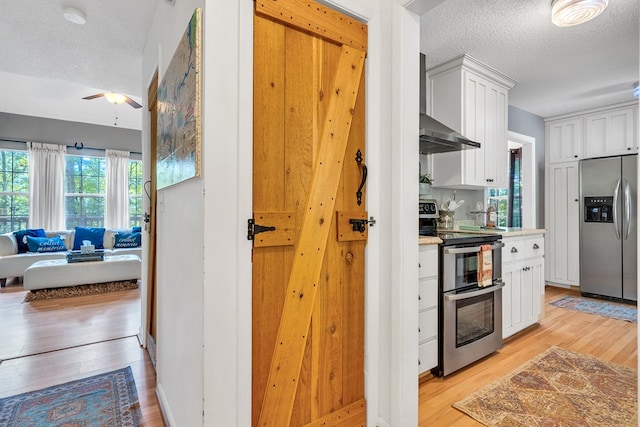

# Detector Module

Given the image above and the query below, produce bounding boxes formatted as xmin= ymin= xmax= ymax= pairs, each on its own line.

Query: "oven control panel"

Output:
xmin=419 ymin=199 xmax=438 ymax=218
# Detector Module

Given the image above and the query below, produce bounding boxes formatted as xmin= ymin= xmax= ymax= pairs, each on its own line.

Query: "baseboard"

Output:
xmin=155 ymin=384 xmax=176 ymax=427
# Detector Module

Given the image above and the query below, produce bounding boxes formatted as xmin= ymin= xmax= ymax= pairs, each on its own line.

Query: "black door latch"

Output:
xmin=349 ymin=217 xmax=376 ymax=232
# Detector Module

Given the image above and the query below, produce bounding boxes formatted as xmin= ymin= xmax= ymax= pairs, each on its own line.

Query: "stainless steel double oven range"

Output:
xmin=420 ymin=199 xmax=505 ymax=377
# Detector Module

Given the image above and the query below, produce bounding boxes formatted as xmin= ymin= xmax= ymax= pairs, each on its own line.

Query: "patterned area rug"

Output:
xmin=549 ymin=295 xmax=637 ymax=323
xmin=453 ymin=346 xmax=638 ymax=427
xmin=24 ymin=280 xmax=138 ymax=302
xmin=0 ymin=366 xmax=142 ymax=426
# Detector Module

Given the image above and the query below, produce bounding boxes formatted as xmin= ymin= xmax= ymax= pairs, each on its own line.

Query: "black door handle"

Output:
xmin=355 ymin=149 xmax=367 ymax=206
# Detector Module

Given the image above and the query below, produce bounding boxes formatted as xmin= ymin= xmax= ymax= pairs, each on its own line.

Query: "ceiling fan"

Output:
xmin=82 ymin=92 xmax=142 ymax=109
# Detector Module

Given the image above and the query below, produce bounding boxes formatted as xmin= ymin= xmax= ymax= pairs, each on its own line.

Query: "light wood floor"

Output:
xmin=2 ymin=282 xmax=636 ymax=427
xmin=0 ymin=281 xmax=165 ymax=426
xmin=419 ymin=285 xmax=638 ymax=426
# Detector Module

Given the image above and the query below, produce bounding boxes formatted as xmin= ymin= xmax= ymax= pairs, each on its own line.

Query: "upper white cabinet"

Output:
xmin=584 ymin=106 xmax=637 ymax=157
xmin=546 ymin=102 xmax=638 ymax=164
xmin=547 ymin=117 xmax=583 ymax=163
xmin=427 ymin=55 xmax=516 ymax=189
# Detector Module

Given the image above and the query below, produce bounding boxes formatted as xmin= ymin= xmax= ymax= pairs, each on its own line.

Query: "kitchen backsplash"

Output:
xmin=427 ymin=187 xmax=485 ymax=226
xmin=420 ymin=154 xmax=486 ymax=226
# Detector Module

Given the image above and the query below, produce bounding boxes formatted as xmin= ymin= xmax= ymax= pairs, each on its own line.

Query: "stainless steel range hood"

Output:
xmin=419 ymin=54 xmax=480 ymax=154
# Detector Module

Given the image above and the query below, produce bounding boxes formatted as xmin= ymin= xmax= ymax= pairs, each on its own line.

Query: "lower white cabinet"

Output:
xmin=502 ymin=235 xmax=545 ymax=339
xmin=418 ymin=245 xmax=438 ymax=374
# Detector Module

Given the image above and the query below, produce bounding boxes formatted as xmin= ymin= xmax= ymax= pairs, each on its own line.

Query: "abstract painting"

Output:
xmin=157 ymin=8 xmax=202 ymax=189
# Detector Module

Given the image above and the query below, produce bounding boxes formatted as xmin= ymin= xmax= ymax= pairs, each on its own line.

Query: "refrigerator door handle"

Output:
xmin=613 ymin=178 xmax=621 ymax=240
xmin=624 ymin=179 xmax=632 ymax=240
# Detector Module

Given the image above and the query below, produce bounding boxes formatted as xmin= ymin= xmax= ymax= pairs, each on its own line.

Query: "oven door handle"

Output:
xmin=444 ymin=281 xmax=505 ymax=301
xmin=443 ymin=241 xmax=505 ymax=255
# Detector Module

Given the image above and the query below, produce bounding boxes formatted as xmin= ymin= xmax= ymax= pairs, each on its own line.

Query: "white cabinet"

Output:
xmin=547 ymin=117 xmax=584 ymax=163
xmin=585 ymin=106 xmax=637 ymax=157
xmin=502 ymin=235 xmax=545 ymax=339
xmin=418 ymin=244 xmax=438 ymax=375
xmin=545 ymin=161 xmax=580 ymax=286
xmin=427 ymin=55 xmax=516 ymax=189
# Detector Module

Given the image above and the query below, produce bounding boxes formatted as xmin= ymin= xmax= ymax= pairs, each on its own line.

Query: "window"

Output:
xmin=486 ymin=188 xmax=509 ymax=228
xmin=0 ymin=150 xmax=29 ymax=233
xmin=65 ymin=156 xmax=106 ymax=228
xmin=129 ymin=160 xmax=142 ymax=227
xmin=486 ymin=148 xmax=522 ymax=228
xmin=0 ymin=149 xmax=141 ymax=231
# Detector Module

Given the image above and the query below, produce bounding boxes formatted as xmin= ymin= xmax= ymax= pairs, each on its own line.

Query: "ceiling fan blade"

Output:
xmin=82 ymin=93 xmax=105 ymax=100
xmin=124 ymin=96 xmax=143 ymax=109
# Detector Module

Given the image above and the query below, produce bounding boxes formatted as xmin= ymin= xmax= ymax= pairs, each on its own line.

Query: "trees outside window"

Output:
xmin=0 ymin=149 xmax=142 ymax=232
xmin=0 ymin=150 xmax=29 ymax=233
xmin=65 ymin=156 xmax=106 ymax=229
xmin=129 ymin=160 xmax=143 ymax=227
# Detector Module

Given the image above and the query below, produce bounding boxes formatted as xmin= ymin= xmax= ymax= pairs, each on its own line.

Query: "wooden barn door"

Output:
xmin=252 ymin=1 xmax=368 ymax=426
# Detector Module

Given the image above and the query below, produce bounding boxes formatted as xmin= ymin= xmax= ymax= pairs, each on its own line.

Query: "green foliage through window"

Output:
xmin=0 ymin=150 xmax=143 ymax=232
xmin=0 ymin=150 xmax=29 ymax=233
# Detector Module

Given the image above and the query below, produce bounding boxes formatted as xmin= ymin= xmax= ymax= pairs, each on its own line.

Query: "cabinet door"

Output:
xmin=585 ymin=107 xmax=636 ymax=158
xmin=547 ymin=118 xmax=583 ymax=163
xmin=483 ymin=81 xmax=509 ymax=188
xmin=462 ymin=72 xmax=488 ymax=187
xmin=502 ymin=260 xmax=523 ymax=339
xmin=462 ymin=73 xmax=509 ymax=188
xmin=529 ymin=257 xmax=544 ymax=324
xmin=546 ymin=162 xmax=580 ymax=285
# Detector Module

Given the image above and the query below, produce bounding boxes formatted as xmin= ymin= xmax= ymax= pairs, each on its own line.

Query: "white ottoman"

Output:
xmin=24 ymin=255 xmax=141 ymax=290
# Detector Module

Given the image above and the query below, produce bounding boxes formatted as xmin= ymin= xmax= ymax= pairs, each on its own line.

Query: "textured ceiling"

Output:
xmin=0 ymin=0 xmax=156 ymax=95
xmin=0 ymin=0 xmax=157 ymax=130
xmin=421 ymin=0 xmax=639 ymax=119
xmin=0 ymin=0 xmax=636 ymax=130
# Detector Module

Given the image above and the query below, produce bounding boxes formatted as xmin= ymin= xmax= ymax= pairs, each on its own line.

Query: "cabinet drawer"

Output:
xmin=418 ymin=308 xmax=437 ymax=343
xmin=525 ymin=236 xmax=545 ymax=258
xmin=418 ymin=339 xmax=438 ymax=374
xmin=419 ymin=247 xmax=438 ymax=279
xmin=418 ymin=277 xmax=438 ymax=311
xmin=502 ymin=239 xmax=525 ymax=263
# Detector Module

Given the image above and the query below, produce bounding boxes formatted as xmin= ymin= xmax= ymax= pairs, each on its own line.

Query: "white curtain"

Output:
xmin=27 ymin=142 xmax=66 ymax=230
xmin=105 ymin=149 xmax=130 ymax=229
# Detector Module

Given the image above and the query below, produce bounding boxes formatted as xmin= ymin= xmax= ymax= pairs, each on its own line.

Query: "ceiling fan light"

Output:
xmin=63 ymin=7 xmax=86 ymax=25
xmin=104 ymin=92 xmax=127 ymax=105
xmin=551 ymin=0 xmax=609 ymax=27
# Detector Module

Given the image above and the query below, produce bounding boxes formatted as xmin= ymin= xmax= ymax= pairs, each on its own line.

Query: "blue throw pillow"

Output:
xmin=132 ymin=226 xmax=142 ymax=233
xmin=13 ymin=229 xmax=46 ymax=253
xmin=113 ymin=232 xmax=142 ymax=248
xmin=73 ymin=226 xmax=105 ymax=250
xmin=26 ymin=235 xmax=68 ymax=253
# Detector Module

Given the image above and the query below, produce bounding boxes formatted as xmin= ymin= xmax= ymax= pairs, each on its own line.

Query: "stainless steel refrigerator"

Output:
xmin=580 ymin=155 xmax=637 ymax=302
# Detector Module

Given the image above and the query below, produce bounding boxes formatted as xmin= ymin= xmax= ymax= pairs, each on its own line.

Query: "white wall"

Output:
xmin=141 ymin=0 xmax=427 ymax=425
xmin=141 ymin=1 xmax=205 ymax=426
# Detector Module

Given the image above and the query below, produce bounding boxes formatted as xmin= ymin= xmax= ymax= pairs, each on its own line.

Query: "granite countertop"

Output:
xmin=419 ymin=236 xmax=443 ymax=245
xmin=418 ymin=228 xmax=545 ymax=245
xmin=451 ymin=227 xmax=547 ymax=237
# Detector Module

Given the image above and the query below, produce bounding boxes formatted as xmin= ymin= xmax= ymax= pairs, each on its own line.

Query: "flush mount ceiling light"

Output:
xmin=63 ymin=6 xmax=86 ymax=25
xmin=551 ymin=0 xmax=609 ymax=27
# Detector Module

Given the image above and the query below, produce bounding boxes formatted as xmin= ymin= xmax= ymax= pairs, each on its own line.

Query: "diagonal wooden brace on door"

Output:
xmin=258 ymin=45 xmax=366 ymax=427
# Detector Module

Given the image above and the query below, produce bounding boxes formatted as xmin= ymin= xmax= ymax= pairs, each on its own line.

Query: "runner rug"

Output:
xmin=549 ymin=295 xmax=637 ymax=323
xmin=453 ymin=346 xmax=637 ymax=427
xmin=0 ymin=366 xmax=143 ymax=427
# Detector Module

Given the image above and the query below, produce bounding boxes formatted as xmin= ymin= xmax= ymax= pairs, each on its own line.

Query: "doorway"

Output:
xmin=486 ymin=132 xmax=536 ymax=228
